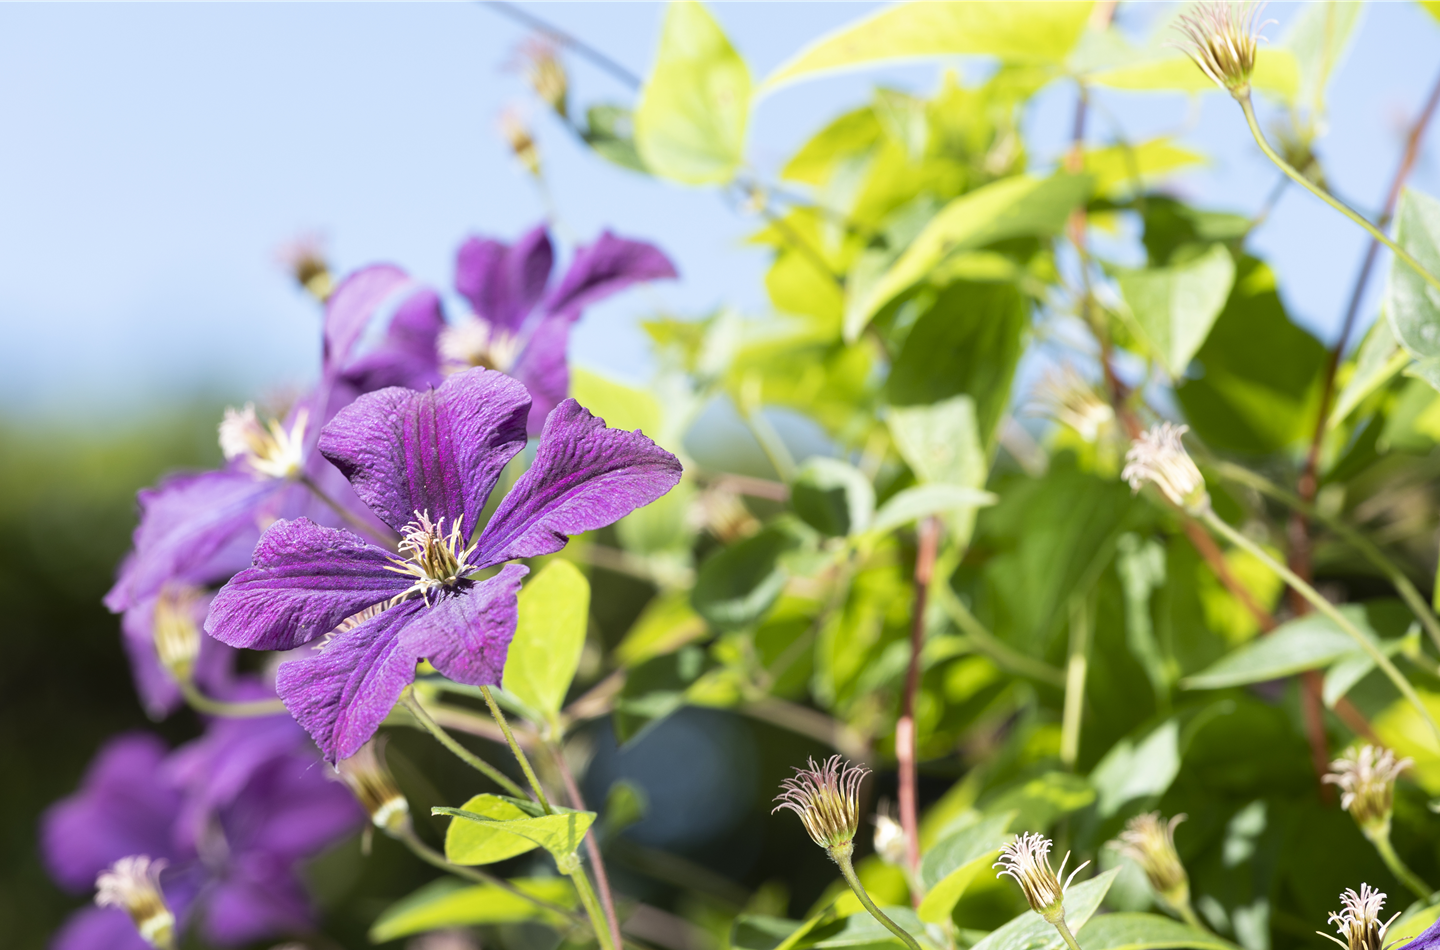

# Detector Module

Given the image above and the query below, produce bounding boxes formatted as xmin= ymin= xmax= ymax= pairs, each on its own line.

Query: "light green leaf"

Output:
xmin=1119 ymin=244 xmax=1236 ymax=378
xmin=502 ymin=560 xmax=590 ymax=722
xmin=570 ymin=367 xmax=663 ymax=439
xmin=846 ymin=173 xmax=1091 ymax=340
xmin=871 ymin=484 xmax=997 ymax=535
xmin=616 ymin=590 xmax=709 ymax=667
xmin=1386 ymin=190 xmax=1440 ymax=386
xmin=917 ymin=811 xmax=1014 ymax=924
xmin=732 ymin=915 xmax=816 ymax=950
xmin=1077 ymin=912 xmax=1241 ymax=950
xmin=1425 ymin=1 xmax=1440 ymax=25
xmin=981 ymin=771 xmax=1095 ymax=831
xmin=438 ymin=804 xmax=596 ymax=863
xmin=887 ymin=395 xmax=988 ymax=544
xmin=634 ymin=0 xmax=751 ymax=184
xmin=791 ymin=457 xmax=875 ymax=537
xmin=1389 ymin=898 xmax=1440 ymax=948
xmin=368 ymin=876 xmax=575 ymax=942
xmin=1407 ymin=356 xmax=1440 ymax=393
xmin=1088 ymin=721 xmax=1180 ymax=817
xmin=763 ymin=2 xmax=1093 ymax=90
xmin=969 ymin=868 xmax=1120 ymax=950
xmin=1322 ymin=626 xmax=1417 ymax=708
xmin=1181 ymin=606 xmax=1374 ymax=690
xmin=442 ymin=794 xmax=545 ymax=866
xmin=1082 ymin=139 xmax=1205 ymax=199
xmin=1088 ymin=48 xmax=1299 ymax=99
xmin=583 ymin=104 xmax=648 ymax=173
xmin=1328 ymin=317 xmax=1408 ymax=429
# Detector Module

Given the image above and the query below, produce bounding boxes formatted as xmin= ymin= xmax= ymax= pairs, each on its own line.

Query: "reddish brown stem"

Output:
xmin=898 ymin=517 xmax=940 ymax=887
xmin=551 ymin=745 xmax=624 ymax=950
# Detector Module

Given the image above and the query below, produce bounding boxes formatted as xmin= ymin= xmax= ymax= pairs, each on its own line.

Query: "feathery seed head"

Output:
xmin=1123 ymin=423 xmax=1210 ymax=515
xmin=1321 ymin=885 xmax=1397 ymax=950
xmin=1173 ymin=1 xmax=1272 ymax=99
xmin=994 ymin=832 xmax=1088 ymax=924
xmin=872 ymin=803 xmax=907 ymax=867
xmin=335 ymin=738 xmax=411 ymax=835
xmin=275 ymin=232 xmax=335 ymax=302
xmin=1113 ymin=812 xmax=1190 ymax=910
xmin=1325 ymin=745 xmax=1412 ymax=839
xmin=773 ymin=755 xmax=869 ymax=859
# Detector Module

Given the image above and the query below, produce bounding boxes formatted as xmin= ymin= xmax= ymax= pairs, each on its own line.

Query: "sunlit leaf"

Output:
xmin=502 ymin=560 xmax=590 ymax=722
xmin=870 ymin=484 xmax=996 ymax=535
xmin=981 ymin=772 xmax=1095 ymax=831
xmin=1119 ymin=244 xmax=1236 ymax=378
xmin=1328 ymin=317 xmax=1408 ymax=429
xmin=917 ymin=811 xmax=1013 ymax=923
xmin=764 ymin=2 xmax=1093 ymax=90
xmin=1385 ymin=190 xmax=1440 ymax=390
xmin=1088 ymin=720 xmax=1180 ymax=817
xmin=1181 ymin=606 xmax=1374 ymax=690
xmin=438 ymin=803 xmax=596 ymax=863
xmin=616 ymin=590 xmax=709 ymax=667
xmin=635 ymin=0 xmax=751 ymax=184
xmin=1076 ymin=912 xmax=1240 ymax=950
xmin=1082 ymin=139 xmax=1205 ymax=199
xmin=969 ymin=868 xmax=1120 ymax=950
xmin=443 ymin=794 xmax=545 ymax=866
xmin=1088 ymin=48 xmax=1299 ymax=99
xmin=692 ymin=523 xmax=804 ymax=629
xmin=1282 ymin=1 xmax=1363 ymax=113
xmin=368 ymin=876 xmax=575 ymax=942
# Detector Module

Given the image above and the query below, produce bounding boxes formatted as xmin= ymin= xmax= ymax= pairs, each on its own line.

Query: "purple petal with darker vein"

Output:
xmin=401 ymin=564 xmax=527 ymax=686
xmin=455 ymin=226 xmax=554 ymax=332
xmin=275 ymin=599 xmax=426 ymax=761
xmin=474 ymin=399 xmax=683 ymax=566
xmin=322 ymin=264 xmax=411 ymax=378
xmin=52 ymin=906 xmax=154 ymax=950
xmin=338 ymin=285 xmax=445 ymax=394
xmin=539 ymin=231 xmax=677 ymax=319
xmin=40 ymin=733 xmax=183 ymax=892
xmin=510 ymin=310 xmax=572 ymax=435
xmin=319 ymin=367 xmax=530 ymax=537
xmin=206 ymin=518 xmax=410 ymax=652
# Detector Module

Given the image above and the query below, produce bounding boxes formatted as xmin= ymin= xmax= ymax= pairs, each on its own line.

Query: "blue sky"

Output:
xmin=1 ymin=2 xmax=1437 ymax=426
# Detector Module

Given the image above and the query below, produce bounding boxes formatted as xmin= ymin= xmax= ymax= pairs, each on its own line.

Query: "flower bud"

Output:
xmin=1113 ymin=812 xmax=1190 ymax=913
xmin=275 ymin=232 xmax=335 ymax=303
xmin=499 ymin=108 xmax=542 ymax=178
xmin=872 ymin=804 xmax=908 ymax=867
xmin=1325 ymin=745 xmax=1412 ymax=841
xmin=1122 ymin=423 xmax=1210 ymax=515
xmin=1320 ymin=885 xmax=1398 ymax=950
xmin=152 ymin=585 xmax=203 ymax=683
xmin=219 ymin=403 xmax=308 ymax=480
xmin=335 ymin=738 xmax=411 ymax=836
xmin=1173 ymin=1 xmax=1272 ymax=99
xmin=773 ymin=755 xmax=869 ymax=859
xmin=994 ymin=833 xmax=1088 ymax=925
xmin=95 ymin=856 xmax=176 ymax=950
xmin=519 ymin=37 xmax=568 ymax=119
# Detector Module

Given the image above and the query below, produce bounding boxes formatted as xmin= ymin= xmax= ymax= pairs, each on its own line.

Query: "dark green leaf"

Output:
xmin=791 ymin=458 xmax=875 ymax=537
xmin=368 ymin=876 xmax=574 ymax=942
xmin=692 ymin=524 xmax=803 ymax=629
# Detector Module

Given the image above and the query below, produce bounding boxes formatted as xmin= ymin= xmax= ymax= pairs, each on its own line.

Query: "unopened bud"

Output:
xmin=275 ymin=233 xmax=335 ymax=303
xmin=219 ymin=403 xmax=308 ymax=480
xmin=1325 ymin=745 xmax=1412 ymax=841
xmin=1173 ymin=1 xmax=1272 ymax=99
xmin=994 ymin=833 xmax=1088 ymax=925
xmin=1122 ymin=423 xmax=1210 ymax=515
xmin=1320 ymin=885 xmax=1398 ymax=950
xmin=773 ymin=755 xmax=869 ymax=859
xmin=499 ymin=108 xmax=542 ymax=178
xmin=335 ymin=738 xmax=411 ymax=835
xmin=519 ymin=37 xmax=568 ymax=118
xmin=1113 ymin=812 xmax=1190 ymax=913
xmin=872 ymin=803 xmax=907 ymax=867
xmin=152 ymin=586 xmax=203 ymax=683
xmin=95 ymin=856 xmax=176 ymax=950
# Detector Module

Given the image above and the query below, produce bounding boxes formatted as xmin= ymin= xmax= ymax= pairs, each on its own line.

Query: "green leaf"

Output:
xmin=1181 ymin=606 xmax=1374 ymax=690
xmin=634 ymin=0 xmax=751 ymax=184
xmin=887 ymin=395 xmax=984 ymax=485
xmin=613 ymin=645 xmax=709 ymax=744
xmin=692 ymin=524 xmax=801 ymax=629
xmin=810 ymin=905 xmax=930 ymax=947
xmin=1389 ymin=898 xmax=1440 ymax=948
xmin=847 ymin=173 xmax=1090 ymax=339
xmin=1088 ymin=720 xmax=1180 ymax=817
xmin=917 ymin=811 xmax=1014 ymax=924
xmin=1119 ymin=244 xmax=1236 ymax=378
xmin=1281 ymin=1 xmax=1363 ymax=114
xmin=1386 ymin=190 xmax=1440 ymax=382
xmin=1076 ymin=912 xmax=1240 ymax=950
xmin=1329 ymin=316 xmax=1408 ymax=429
xmin=1088 ymin=48 xmax=1299 ymax=99
xmin=438 ymin=804 xmax=596 ymax=863
xmin=1322 ymin=625 xmax=1417 ymax=708
xmin=980 ymin=771 xmax=1095 ymax=831
xmin=616 ymin=590 xmax=709 ymax=667
xmin=582 ymin=104 xmax=648 ymax=173
xmin=732 ymin=915 xmax=814 ymax=950
xmin=570 ymin=367 xmax=664 ymax=439
xmin=502 ymin=560 xmax=590 ymax=723
xmin=763 ymin=2 xmax=1092 ymax=90
xmin=969 ymin=868 xmax=1120 ymax=950
xmin=871 ymin=484 xmax=997 ymax=535
xmin=791 ymin=458 xmax=875 ymax=537
xmin=1081 ymin=139 xmax=1205 ymax=200
xmin=368 ymin=876 xmax=575 ymax=942
xmin=442 ymin=794 xmax=546 ymax=865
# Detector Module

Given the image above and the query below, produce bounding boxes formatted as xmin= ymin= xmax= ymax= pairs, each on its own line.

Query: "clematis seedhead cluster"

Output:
xmin=1123 ymin=423 xmax=1211 ymax=515
xmin=995 ymin=832 xmax=1088 ymax=925
xmin=1113 ymin=812 xmax=1191 ymax=914
xmin=94 ymin=856 xmax=175 ymax=950
xmin=1320 ymin=885 xmax=1397 ymax=950
xmin=335 ymin=738 xmax=411 ymax=835
xmin=1325 ymin=744 xmax=1413 ymax=840
xmin=773 ymin=756 xmax=870 ymax=859
xmin=1174 ymin=0 xmax=1272 ymax=99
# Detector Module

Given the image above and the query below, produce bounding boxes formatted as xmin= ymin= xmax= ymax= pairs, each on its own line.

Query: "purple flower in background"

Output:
xmin=206 ymin=368 xmax=682 ymax=760
xmin=103 ymin=265 xmax=435 ymax=716
xmin=42 ymin=712 xmax=362 ymax=949
xmin=441 ymin=226 xmax=676 ymax=433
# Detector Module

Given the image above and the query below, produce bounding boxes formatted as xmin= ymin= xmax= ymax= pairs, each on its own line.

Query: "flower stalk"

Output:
xmin=400 ymin=689 xmax=527 ymax=798
xmin=481 ymin=686 xmax=553 ymax=814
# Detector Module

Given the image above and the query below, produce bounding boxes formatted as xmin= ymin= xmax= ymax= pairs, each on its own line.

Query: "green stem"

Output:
xmin=1060 ymin=594 xmax=1091 ymax=769
xmin=1238 ymin=95 xmax=1440 ymax=298
xmin=835 ymin=850 xmax=924 ymax=950
xmin=1371 ymin=829 xmax=1433 ymax=902
xmin=1053 ymin=917 xmax=1085 ymax=950
xmin=568 ymin=861 xmax=619 ymax=950
xmin=400 ymin=691 xmax=527 ymax=797
xmin=396 ymin=825 xmax=583 ymax=924
xmin=1201 ymin=509 xmax=1440 ymax=744
xmin=1176 ymin=901 xmax=1207 ymax=933
xmin=481 ymin=686 xmax=553 ymax=814
xmin=1211 ymin=461 xmax=1440 ymax=652
xmin=180 ymin=681 xmax=288 ymax=717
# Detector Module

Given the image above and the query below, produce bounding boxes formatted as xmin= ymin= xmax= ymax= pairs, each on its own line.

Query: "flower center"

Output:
xmin=218 ymin=403 xmax=308 ymax=480
xmin=385 ymin=511 xmax=476 ymax=604
xmin=438 ymin=317 xmax=521 ymax=374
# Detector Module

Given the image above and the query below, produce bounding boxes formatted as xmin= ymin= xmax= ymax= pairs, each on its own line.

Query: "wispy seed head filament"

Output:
xmin=994 ymin=832 xmax=1088 ymax=925
xmin=1123 ymin=423 xmax=1210 ymax=515
xmin=1173 ymin=1 xmax=1273 ymax=99
xmin=1320 ymin=885 xmax=1397 ymax=950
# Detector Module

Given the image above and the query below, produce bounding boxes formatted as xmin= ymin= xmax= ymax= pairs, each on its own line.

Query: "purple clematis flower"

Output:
xmin=42 ymin=709 xmax=362 ymax=949
xmin=205 ymin=367 xmax=683 ymax=761
xmin=103 ymin=265 xmax=440 ymax=717
xmin=441 ymin=226 xmax=676 ymax=433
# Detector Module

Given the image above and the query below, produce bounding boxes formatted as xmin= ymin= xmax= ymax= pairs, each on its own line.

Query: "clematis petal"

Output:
xmin=52 ymin=905 xmax=155 ymax=950
xmin=202 ymin=853 xmax=313 ymax=947
xmin=40 ymin=734 xmax=183 ymax=892
xmin=539 ymin=230 xmax=677 ymax=319
xmin=401 ymin=564 xmax=527 ymax=686
xmin=120 ymin=591 xmax=233 ymax=720
xmin=338 ymin=285 xmax=445 ymax=395
xmin=222 ymin=753 xmax=364 ymax=861
xmin=509 ymin=311 xmax=572 ymax=435
xmin=275 ymin=600 xmax=426 ymax=762
xmin=206 ymin=518 xmax=410 ymax=652
xmin=319 ymin=367 xmax=530 ymax=537
xmin=455 ymin=225 xmax=554 ymax=332
xmin=322 ymin=264 xmax=412 ymax=378
xmin=474 ymin=399 xmax=683 ymax=566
